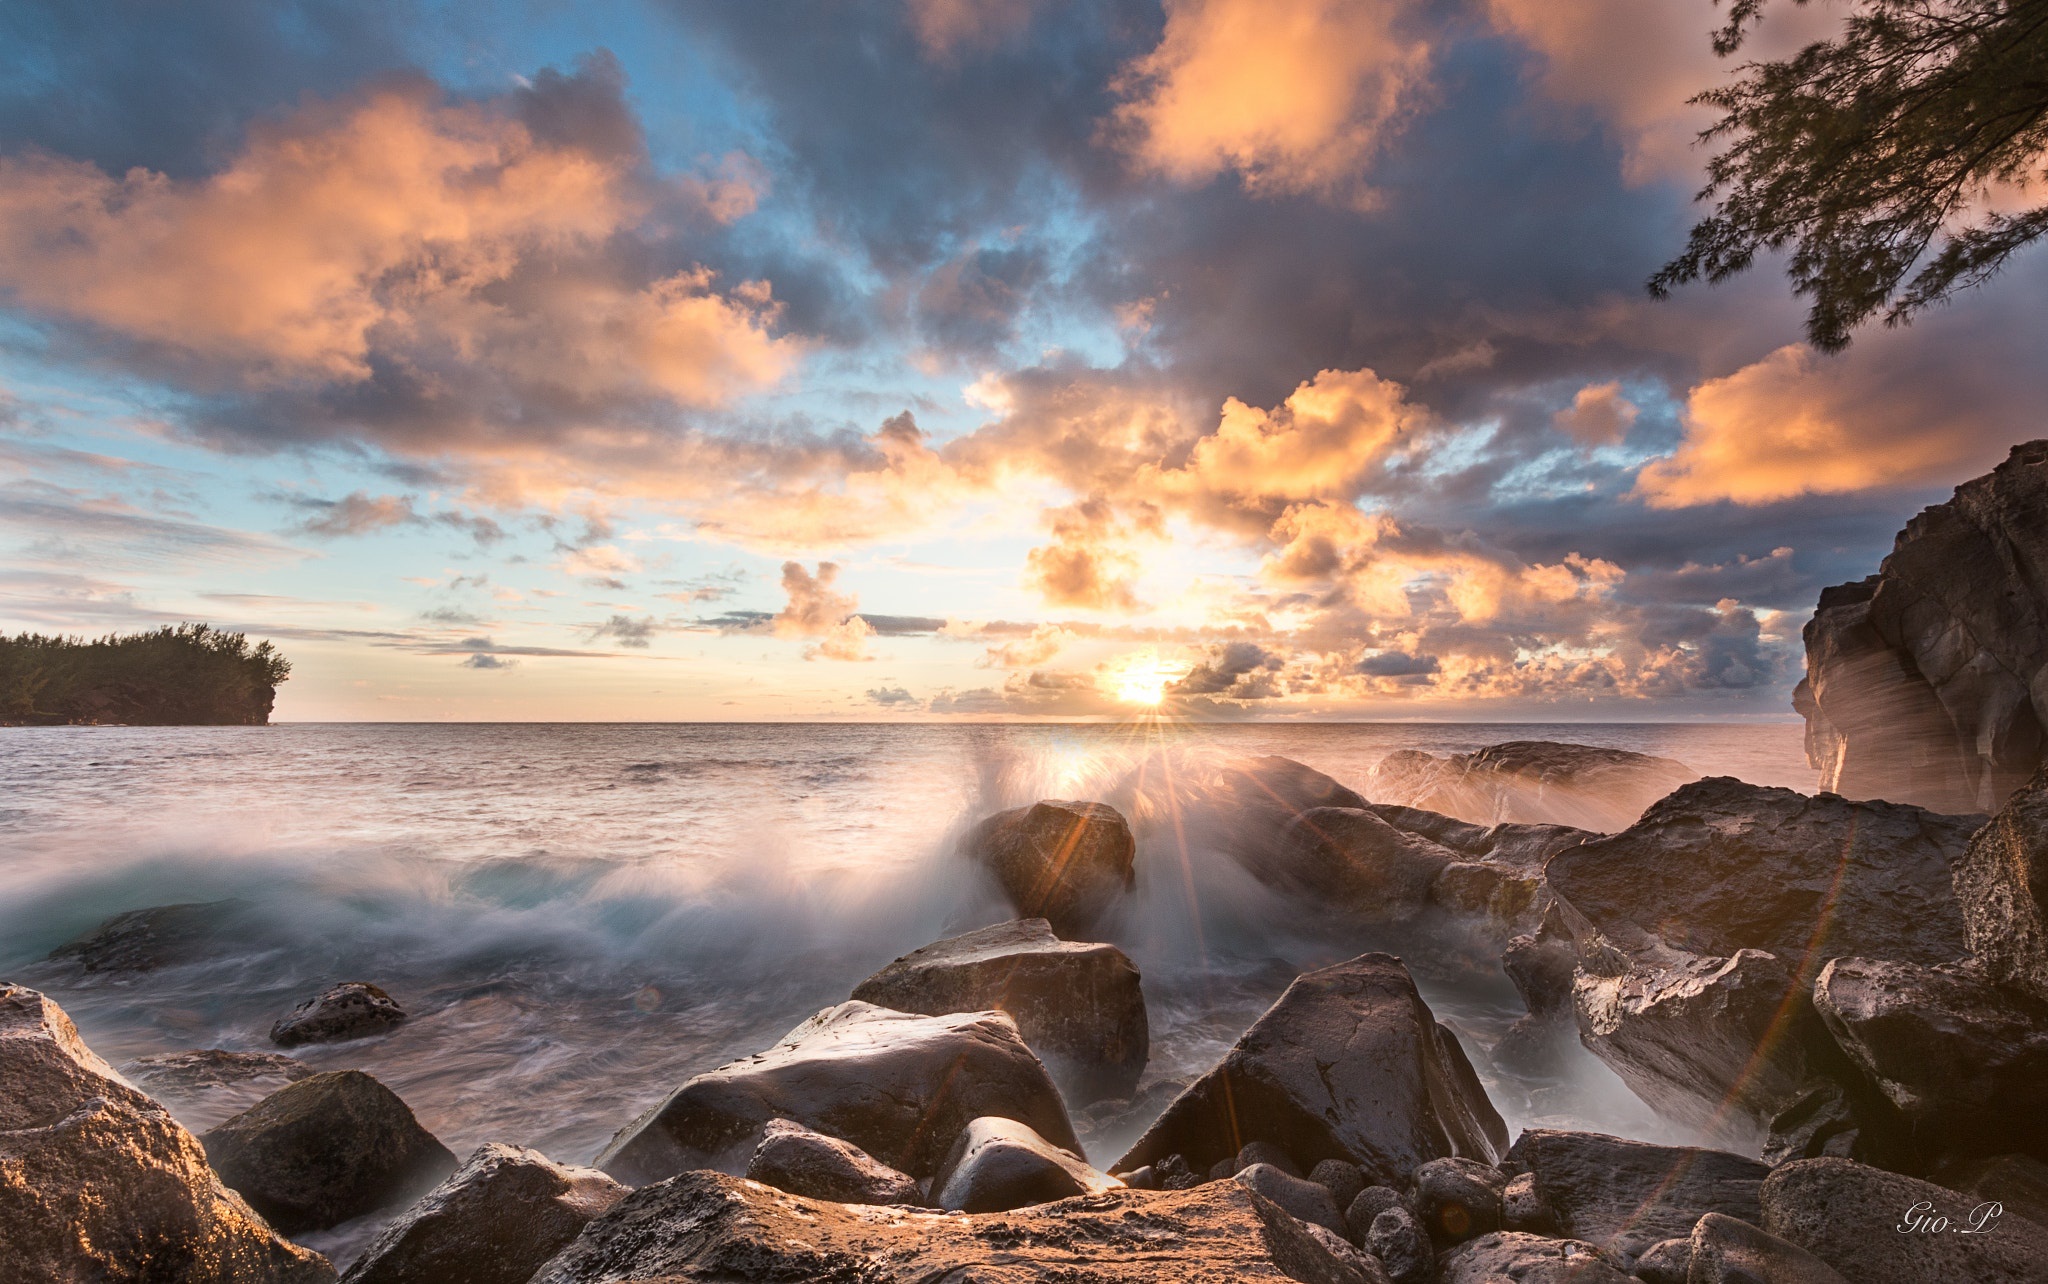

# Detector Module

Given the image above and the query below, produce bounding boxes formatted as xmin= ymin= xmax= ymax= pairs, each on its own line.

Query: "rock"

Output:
xmin=1270 ymin=807 xmax=1460 ymax=920
xmin=1310 ymin=1157 xmax=1365 ymax=1211
xmin=1500 ymin=1171 xmax=1557 ymax=1235
xmin=1505 ymin=1129 xmax=1768 ymax=1268
xmin=1111 ymin=754 xmax=1369 ymax=889
xmin=45 ymin=900 xmax=249 ymax=972
xmin=1435 ymin=1231 xmax=1630 ymax=1284
xmin=0 ymin=982 xmax=333 ymax=1282
xmin=1071 ymin=1074 xmax=1192 ymax=1157
xmin=338 ymin=1143 xmax=626 ymax=1284
xmin=1761 ymin=1081 xmax=1867 ymax=1167
xmin=1212 ymin=1155 xmax=1243 ymax=1180
xmin=930 ymin=1115 xmax=1120 ymax=1212
xmin=1369 ymin=741 xmax=1697 ymax=832
xmin=1121 ymin=1164 xmax=1157 ymax=1189
xmin=1411 ymin=1156 xmax=1504 ymax=1245
xmin=1495 ymin=918 xmax=1584 ymax=1075
xmin=527 ymin=1168 xmax=1382 ymax=1283
xmin=1794 ymin=441 xmax=2048 ymax=814
xmin=1345 ymin=1186 xmax=1406 ymax=1246
xmin=1761 ymin=1157 xmax=2048 ymax=1283
xmin=1235 ymin=1163 xmax=1345 ymax=1236
xmin=966 ymin=799 xmax=1136 ymax=936
xmin=850 ymin=917 xmax=1148 ymax=1104
xmin=1115 ymin=954 xmax=1507 ymax=1187
xmin=1812 ymin=956 xmax=2048 ymax=1160
xmin=594 ymin=1000 xmax=1077 ymax=1185
xmin=1365 ymin=1206 xmax=1433 ymax=1284
xmin=1686 ymin=1212 xmax=1851 ymax=1284
xmin=742 ymin=1117 xmax=920 ymax=1206
xmin=1301 ymin=1222 xmax=1383 ymax=1279
xmin=201 ymin=1070 xmax=458 ymax=1234
xmin=127 ymin=1049 xmax=316 ymax=1133
xmin=270 ymin=982 xmax=409 ymax=1048
xmin=1239 ymin=1138 xmax=1303 ymax=1177
xmin=1631 ymin=1237 xmax=1691 ymax=1284
xmin=1924 ymin=1152 xmax=2048 ymax=1230
xmin=1362 ymin=805 xmax=1592 ymax=870
xmin=1154 ymin=1152 xmax=1201 ymax=1190
xmin=1953 ymin=766 xmax=2048 ymax=1003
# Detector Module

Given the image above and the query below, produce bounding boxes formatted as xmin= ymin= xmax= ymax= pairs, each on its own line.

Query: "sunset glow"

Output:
xmin=1108 ymin=652 xmax=1193 ymax=708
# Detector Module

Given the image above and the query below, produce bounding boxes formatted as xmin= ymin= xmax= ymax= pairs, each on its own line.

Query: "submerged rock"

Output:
xmin=339 ymin=1143 xmax=626 ymax=1284
xmin=966 ymin=799 xmax=1136 ymax=936
xmin=930 ymin=1115 xmax=1121 ymax=1213
xmin=1434 ymin=1232 xmax=1629 ymax=1284
xmin=46 ymin=899 xmax=246 ymax=972
xmin=1369 ymin=740 xmax=1697 ymax=832
xmin=270 ymin=982 xmax=409 ymax=1048
xmin=127 ymin=1048 xmax=316 ymax=1133
xmin=1686 ymin=1212 xmax=1850 ymax=1284
xmin=527 ymin=1168 xmax=1383 ymax=1283
xmin=1761 ymin=1157 xmax=2048 ymax=1283
xmin=1503 ymin=1129 xmax=1768 ymax=1268
xmin=1953 ymin=766 xmax=2048 ymax=1004
xmin=594 ymin=1000 xmax=1077 ymax=1185
xmin=850 ymin=917 xmax=1148 ymax=1104
xmin=201 ymin=1070 xmax=458 ymax=1234
xmin=0 ymin=982 xmax=334 ymax=1282
xmin=743 ymin=1118 xmax=920 ymax=1206
xmin=1115 ymin=953 xmax=1506 ymax=1188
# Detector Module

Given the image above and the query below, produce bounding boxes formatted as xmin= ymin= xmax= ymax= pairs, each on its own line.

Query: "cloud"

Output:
xmin=558 ymin=544 xmax=642 ymax=582
xmin=1552 ymin=381 xmax=1638 ymax=446
xmin=461 ymin=652 xmax=517 ymax=670
xmin=906 ymin=0 xmax=1040 ymax=58
xmin=589 ymin=614 xmax=659 ymax=647
xmin=1023 ymin=498 xmax=1151 ymax=611
xmin=772 ymin=560 xmax=875 ymax=660
xmin=865 ymin=684 xmax=918 ymax=706
xmin=1173 ymin=640 xmax=1281 ymax=696
xmin=1356 ymin=649 xmax=1439 ymax=678
xmin=294 ymin=492 xmax=418 ymax=537
xmin=978 ymin=621 xmax=1072 ymax=668
xmin=808 ymin=615 xmax=876 ymax=662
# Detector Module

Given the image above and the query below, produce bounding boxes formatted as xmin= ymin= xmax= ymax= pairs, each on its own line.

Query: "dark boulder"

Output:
xmin=1761 ymin=1157 xmax=2048 ymax=1283
xmin=1410 ymin=1156 xmax=1503 ymax=1245
xmin=1238 ymin=1138 xmax=1303 ymax=1178
xmin=1504 ymin=1129 xmax=1768 ymax=1268
xmin=1344 ymin=1185 xmax=1406 ymax=1246
xmin=1925 ymin=1152 xmax=2048 ymax=1230
xmin=850 ymin=917 xmax=1148 ymax=1104
xmin=1364 ymin=1206 xmax=1433 ymax=1284
xmin=338 ymin=1143 xmax=626 ymax=1284
xmin=1234 ymin=1163 xmax=1344 ymax=1236
xmin=1953 ymin=766 xmax=2048 ymax=1004
xmin=1434 ymin=1232 xmax=1630 ymax=1284
xmin=270 ymin=982 xmax=409 ymax=1048
xmin=0 ymin=983 xmax=334 ymax=1282
xmin=742 ymin=1117 xmax=919 ymax=1205
xmin=1686 ymin=1212 xmax=1850 ymax=1284
xmin=45 ymin=900 xmax=249 ymax=972
xmin=1631 ymin=1238 xmax=1691 ymax=1284
xmin=1114 ymin=954 xmax=1507 ymax=1188
xmin=1270 ymin=807 xmax=1459 ymax=920
xmin=527 ymin=1168 xmax=1381 ymax=1283
xmin=929 ymin=1115 xmax=1120 ymax=1213
xmin=1368 ymin=741 xmax=1697 ymax=832
xmin=1309 ymin=1157 xmax=1365 ymax=1211
xmin=1499 ymin=1171 xmax=1557 ymax=1235
xmin=593 ymin=1000 xmax=1077 ymax=1185
xmin=966 ymin=799 xmax=1136 ymax=937
xmin=1110 ymin=754 xmax=1368 ymax=889
xmin=1494 ymin=922 xmax=1582 ymax=1075
xmin=201 ymin=1070 xmax=458 ymax=1234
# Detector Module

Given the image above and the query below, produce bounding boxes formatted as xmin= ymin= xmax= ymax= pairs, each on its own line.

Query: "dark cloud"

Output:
xmin=461 ymin=652 xmax=517 ymax=669
xmin=590 ymin=614 xmax=660 ymax=647
xmin=865 ymin=685 xmax=917 ymax=706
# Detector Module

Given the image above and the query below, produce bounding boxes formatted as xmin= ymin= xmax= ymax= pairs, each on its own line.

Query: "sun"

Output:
xmin=1107 ymin=651 xmax=1189 ymax=708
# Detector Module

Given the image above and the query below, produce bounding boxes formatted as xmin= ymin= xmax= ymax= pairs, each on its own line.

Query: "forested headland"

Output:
xmin=0 ymin=624 xmax=291 ymax=725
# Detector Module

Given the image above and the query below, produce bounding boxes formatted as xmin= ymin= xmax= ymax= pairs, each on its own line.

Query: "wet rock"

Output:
xmin=1435 ymin=1231 xmax=1630 ymax=1284
xmin=338 ymin=1143 xmax=626 ymax=1284
xmin=1115 ymin=954 xmax=1507 ymax=1187
xmin=850 ymin=917 xmax=1148 ymax=1104
xmin=1505 ymin=1129 xmax=1768 ymax=1268
xmin=46 ymin=899 xmax=249 ymax=972
xmin=1345 ymin=1186 xmax=1406 ymax=1245
xmin=967 ymin=799 xmax=1136 ymax=937
xmin=594 ymin=1000 xmax=1077 ymax=1185
xmin=1235 ymin=1162 xmax=1344 ymax=1235
xmin=1310 ymin=1157 xmax=1365 ymax=1211
xmin=201 ymin=1070 xmax=458 ymax=1234
xmin=270 ymin=982 xmax=409 ymax=1048
xmin=1365 ymin=1206 xmax=1433 ymax=1284
xmin=1924 ymin=1152 xmax=2048 ymax=1230
xmin=1363 ymin=805 xmax=1592 ymax=870
xmin=1953 ymin=766 xmax=2048 ymax=1003
xmin=1812 ymin=956 xmax=2048 ymax=1160
xmin=527 ymin=1168 xmax=1380 ymax=1283
xmin=1239 ymin=1138 xmax=1303 ymax=1178
xmin=1686 ymin=1212 xmax=1850 ymax=1284
xmin=1761 ymin=1157 xmax=2048 ymax=1283
xmin=1794 ymin=441 xmax=2048 ymax=814
xmin=1630 ymin=1237 xmax=1691 ymax=1284
xmin=1762 ymin=1081 xmax=1867 ymax=1167
xmin=930 ymin=1115 xmax=1120 ymax=1212
xmin=1494 ymin=917 xmax=1584 ymax=1075
xmin=1500 ymin=1171 xmax=1557 ymax=1235
xmin=127 ymin=1049 xmax=316 ymax=1133
xmin=742 ymin=1117 xmax=920 ymax=1206
xmin=1411 ymin=1156 xmax=1503 ymax=1245
xmin=1271 ymin=807 xmax=1460 ymax=920
xmin=1111 ymin=754 xmax=1369 ymax=888
xmin=1369 ymin=741 xmax=1697 ymax=832
xmin=0 ymin=982 xmax=333 ymax=1282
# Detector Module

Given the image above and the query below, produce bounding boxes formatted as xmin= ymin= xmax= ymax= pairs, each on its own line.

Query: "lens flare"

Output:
xmin=1107 ymin=651 xmax=1189 ymax=707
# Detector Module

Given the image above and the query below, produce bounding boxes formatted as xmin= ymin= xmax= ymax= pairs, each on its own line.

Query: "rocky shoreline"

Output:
xmin=6 ymin=738 xmax=2048 ymax=1282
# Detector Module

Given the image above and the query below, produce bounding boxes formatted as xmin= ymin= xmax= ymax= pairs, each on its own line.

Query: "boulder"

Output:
xmin=1300 ymin=1224 xmax=1382 ymax=1279
xmin=1268 ymin=807 xmax=1459 ymax=920
xmin=1114 ymin=954 xmax=1507 ymax=1187
xmin=1234 ymin=1162 xmax=1344 ymax=1236
xmin=1434 ymin=1232 xmax=1630 ymax=1284
xmin=1369 ymin=741 xmax=1697 ymax=832
xmin=930 ymin=1115 xmax=1120 ymax=1213
xmin=593 ymin=1000 xmax=1077 ymax=1185
xmin=966 ymin=799 xmax=1136 ymax=937
xmin=270 ymin=982 xmax=409 ymax=1048
xmin=1631 ymin=1238 xmax=1692 ymax=1284
xmin=1494 ymin=923 xmax=1582 ymax=1075
xmin=338 ymin=1143 xmax=626 ymax=1284
xmin=527 ymin=1168 xmax=1382 ymax=1283
xmin=0 ymin=982 xmax=333 ymax=1282
xmin=45 ymin=899 xmax=250 ymax=972
xmin=1504 ymin=1129 xmax=1768 ymax=1268
xmin=1364 ymin=1206 xmax=1433 ymax=1284
xmin=1309 ymin=1157 xmax=1365 ymax=1211
xmin=1812 ymin=956 xmax=2048 ymax=1160
xmin=1794 ymin=441 xmax=2048 ymax=814
xmin=1924 ymin=1152 xmax=2048 ymax=1230
xmin=1952 ymin=766 xmax=2048 ymax=1003
xmin=1685 ymin=1212 xmax=1850 ymax=1284
xmin=1110 ymin=754 xmax=1368 ymax=887
xmin=1238 ymin=1138 xmax=1303 ymax=1177
xmin=1761 ymin=1157 xmax=2048 ymax=1283
xmin=850 ymin=918 xmax=1148 ymax=1104
xmin=1499 ymin=1171 xmax=1557 ymax=1235
xmin=1410 ymin=1156 xmax=1503 ymax=1245
xmin=201 ymin=1070 xmax=458 ymax=1234
xmin=1344 ymin=1185 xmax=1406 ymax=1245
xmin=742 ymin=1118 xmax=919 ymax=1205
xmin=127 ymin=1049 xmax=315 ymax=1133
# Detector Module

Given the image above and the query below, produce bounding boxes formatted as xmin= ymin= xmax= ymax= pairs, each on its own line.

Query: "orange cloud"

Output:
xmin=1108 ymin=0 xmax=1430 ymax=206
xmin=907 ymin=0 xmax=1039 ymax=58
xmin=978 ymin=622 xmax=1073 ymax=669
xmin=1023 ymin=497 xmax=1153 ymax=612
xmin=1553 ymin=380 xmax=1639 ymax=446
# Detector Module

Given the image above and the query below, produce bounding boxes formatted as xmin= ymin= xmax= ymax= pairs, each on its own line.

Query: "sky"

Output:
xmin=1 ymin=0 xmax=2043 ymax=722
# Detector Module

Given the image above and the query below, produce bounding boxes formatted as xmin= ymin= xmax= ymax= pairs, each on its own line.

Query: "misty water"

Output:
xmin=0 ymin=721 xmax=1812 ymax=1255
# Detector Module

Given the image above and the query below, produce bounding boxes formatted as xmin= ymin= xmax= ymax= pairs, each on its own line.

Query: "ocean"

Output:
xmin=0 ymin=720 xmax=1812 ymax=1256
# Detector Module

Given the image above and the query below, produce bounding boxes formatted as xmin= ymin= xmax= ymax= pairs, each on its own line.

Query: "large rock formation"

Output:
xmin=966 ymin=800 xmax=1136 ymax=936
xmin=0 ymin=982 xmax=334 ymax=1282
xmin=1684 ymin=1213 xmax=1850 ymax=1284
xmin=1795 ymin=440 xmax=2048 ymax=814
xmin=850 ymin=918 xmax=1148 ymax=1104
xmin=1761 ymin=1157 xmax=2048 ymax=1283
xmin=1433 ymin=1232 xmax=1630 ymax=1284
xmin=1952 ymin=765 xmax=2048 ymax=1003
xmin=1114 ymin=954 xmax=1507 ymax=1187
xmin=528 ymin=1169 xmax=1383 ymax=1283
xmin=593 ymin=1001 xmax=1077 ymax=1186
xmin=1369 ymin=741 xmax=1697 ymax=832
xmin=1502 ymin=1129 xmax=1768 ymax=1268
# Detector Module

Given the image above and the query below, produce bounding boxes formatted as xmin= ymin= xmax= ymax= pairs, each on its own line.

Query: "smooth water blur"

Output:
xmin=0 ymin=721 xmax=1812 ymax=1228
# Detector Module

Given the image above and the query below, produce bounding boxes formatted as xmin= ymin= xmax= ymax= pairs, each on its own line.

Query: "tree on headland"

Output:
xmin=1651 ymin=0 xmax=2048 ymax=351
xmin=0 ymin=624 xmax=291 ymax=725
